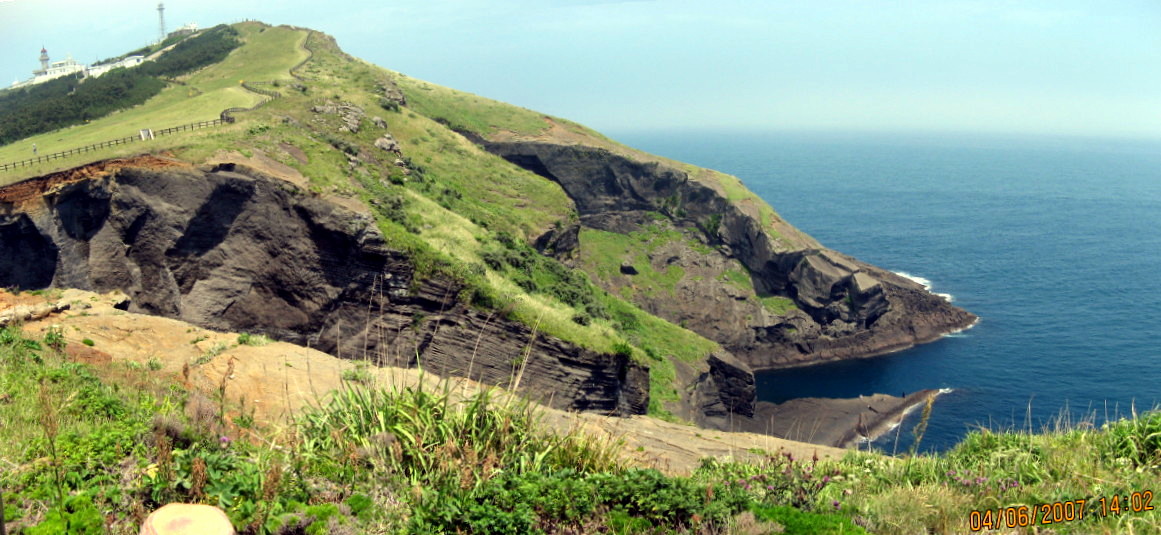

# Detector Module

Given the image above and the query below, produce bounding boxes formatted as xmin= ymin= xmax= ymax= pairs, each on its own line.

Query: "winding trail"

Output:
xmin=220 ymin=29 xmax=314 ymax=122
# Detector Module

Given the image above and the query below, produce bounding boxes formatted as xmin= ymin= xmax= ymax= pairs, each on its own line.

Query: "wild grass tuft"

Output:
xmin=1103 ymin=407 xmax=1161 ymax=467
xmin=298 ymin=375 xmax=625 ymax=491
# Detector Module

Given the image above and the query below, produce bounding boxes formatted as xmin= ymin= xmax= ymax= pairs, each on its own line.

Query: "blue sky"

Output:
xmin=1 ymin=0 xmax=1159 ymax=139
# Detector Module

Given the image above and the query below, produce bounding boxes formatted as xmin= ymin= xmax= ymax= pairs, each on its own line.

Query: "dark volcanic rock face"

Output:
xmin=0 ymin=160 xmax=648 ymax=415
xmin=0 ymin=212 xmax=58 ymax=289
xmin=483 ymin=142 xmax=977 ymax=372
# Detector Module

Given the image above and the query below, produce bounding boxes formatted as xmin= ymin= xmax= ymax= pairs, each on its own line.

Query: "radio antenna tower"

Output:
xmin=157 ymin=3 xmax=166 ymax=43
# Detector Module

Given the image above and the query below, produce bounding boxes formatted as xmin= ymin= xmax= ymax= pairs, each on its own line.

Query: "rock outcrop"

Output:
xmin=0 ymin=157 xmax=648 ymax=414
xmin=679 ymin=350 xmax=757 ymax=428
xmin=310 ymin=100 xmax=365 ymax=133
xmin=482 ymin=142 xmax=977 ymax=374
xmin=374 ymin=134 xmax=400 ymax=153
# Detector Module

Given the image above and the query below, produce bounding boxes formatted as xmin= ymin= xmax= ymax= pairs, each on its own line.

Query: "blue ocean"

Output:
xmin=613 ymin=130 xmax=1161 ymax=453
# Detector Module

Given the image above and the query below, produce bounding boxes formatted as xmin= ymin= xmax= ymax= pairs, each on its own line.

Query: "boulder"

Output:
xmin=0 ymin=302 xmax=70 ymax=326
xmin=139 ymin=503 xmax=234 ymax=535
xmin=375 ymin=135 xmax=400 ymax=152
xmin=705 ymin=350 xmax=756 ymax=417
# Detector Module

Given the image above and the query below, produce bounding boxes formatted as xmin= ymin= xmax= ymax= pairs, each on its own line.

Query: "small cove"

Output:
xmin=613 ymin=130 xmax=1161 ymax=452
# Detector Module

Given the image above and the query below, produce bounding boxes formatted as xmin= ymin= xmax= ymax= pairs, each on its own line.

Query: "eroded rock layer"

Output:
xmin=0 ymin=158 xmax=648 ymax=414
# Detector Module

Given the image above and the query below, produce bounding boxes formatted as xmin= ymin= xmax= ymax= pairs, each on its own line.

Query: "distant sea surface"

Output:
xmin=611 ymin=129 xmax=1161 ymax=452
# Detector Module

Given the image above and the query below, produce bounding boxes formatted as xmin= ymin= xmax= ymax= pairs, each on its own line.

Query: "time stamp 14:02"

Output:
xmin=969 ymin=491 xmax=1154 ymax=531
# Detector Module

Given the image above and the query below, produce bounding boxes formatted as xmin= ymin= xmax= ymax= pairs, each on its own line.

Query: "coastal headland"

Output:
xmin=0 ymin=22 xmax=975 ymax=453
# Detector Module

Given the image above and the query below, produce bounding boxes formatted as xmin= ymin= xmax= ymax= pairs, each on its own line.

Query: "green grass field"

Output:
xmin=0 ymin=22 xmax=307 ymax=185
xmin=395 ymin=75 xmax=551 ymax=137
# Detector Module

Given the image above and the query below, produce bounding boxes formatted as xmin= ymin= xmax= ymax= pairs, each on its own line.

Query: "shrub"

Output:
xmin=237 ymin=332 xmax=271 ymax=346
xmin=696 ymin=454 xmax=841 ymax=512
xmin=612 ymin=341 xmax=634 ymax=358
xmin=479 ymin=236 xmax=612 ymax=322
xmin=26 ymin=494 xmax=104 ymax=535
xmin=571 ymin=311 xmax=591 ymax=326
xmin=340 ymin=364 xmax=373 ymax=384
xmin=379 ymin=97 xmax=400 ymax=112
xmin=43 ymin=327 xmax=66 ymax=352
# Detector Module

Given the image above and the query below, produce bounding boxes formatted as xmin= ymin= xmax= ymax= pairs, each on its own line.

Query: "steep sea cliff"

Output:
xmin=617 ymin=130 xmax=1161 ymax=451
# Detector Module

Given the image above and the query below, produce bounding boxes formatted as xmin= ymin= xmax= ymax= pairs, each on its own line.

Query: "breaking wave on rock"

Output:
xmin=893 ymin=271 xmax=955 ymax=303
xmin=893 ymin=271 xmax=982 ymax=337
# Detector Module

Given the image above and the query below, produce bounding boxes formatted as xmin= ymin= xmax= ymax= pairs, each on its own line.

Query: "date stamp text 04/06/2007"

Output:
xmin=969 ymin=490 xmax=1154 ymax=531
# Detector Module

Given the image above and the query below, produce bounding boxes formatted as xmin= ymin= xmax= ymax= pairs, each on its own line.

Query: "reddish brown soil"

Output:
xmin=64 ymin=342 xmax=113 ymax=367
xmin=0 ymin=155 xmax=190 ymax=207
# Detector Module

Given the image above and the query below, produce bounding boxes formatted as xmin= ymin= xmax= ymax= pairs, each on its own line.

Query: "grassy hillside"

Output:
xmin=0 ymin=23 xmax=305 ymax=182
xmin=2 ymin=309 xmax=1158 ymax=534
xmin=0 ymin=322 xmax=871 ymax=534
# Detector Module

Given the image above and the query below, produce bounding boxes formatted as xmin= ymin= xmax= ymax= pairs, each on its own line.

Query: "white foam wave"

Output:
xmin=943 ymin=317 xmax=981 ymax=338
xmin=893 ymin=271 xmax=954 ymax=302
xmin=891 ymin=389 xmax=954 ymax=427
xmin=894 ymin=271 xmax=932 ymax=289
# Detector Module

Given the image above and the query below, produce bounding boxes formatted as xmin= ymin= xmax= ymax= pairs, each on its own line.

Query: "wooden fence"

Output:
xmin=155 ymin=119 xmax=224 ymax=136
xmin=0 ymin=118 xmax=224 ymax=172
xmin=289 ymin=31 xmax=317 ymax=82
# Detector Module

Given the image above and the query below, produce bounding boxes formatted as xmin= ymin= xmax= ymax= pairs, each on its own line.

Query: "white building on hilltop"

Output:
xmin=85 ymin=56 xmax=146 ymax=78
xmin=10 ymin=47 xmax=147 ymax=90
xmin=168 ymin=22 xmax=199 ymax=39
xmin=30 ymin=47 xmax=85 ymax=82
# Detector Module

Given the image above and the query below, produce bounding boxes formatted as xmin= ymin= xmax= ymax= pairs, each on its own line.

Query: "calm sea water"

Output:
xmin=612 ymin=130 xmax=1161 ymax=452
